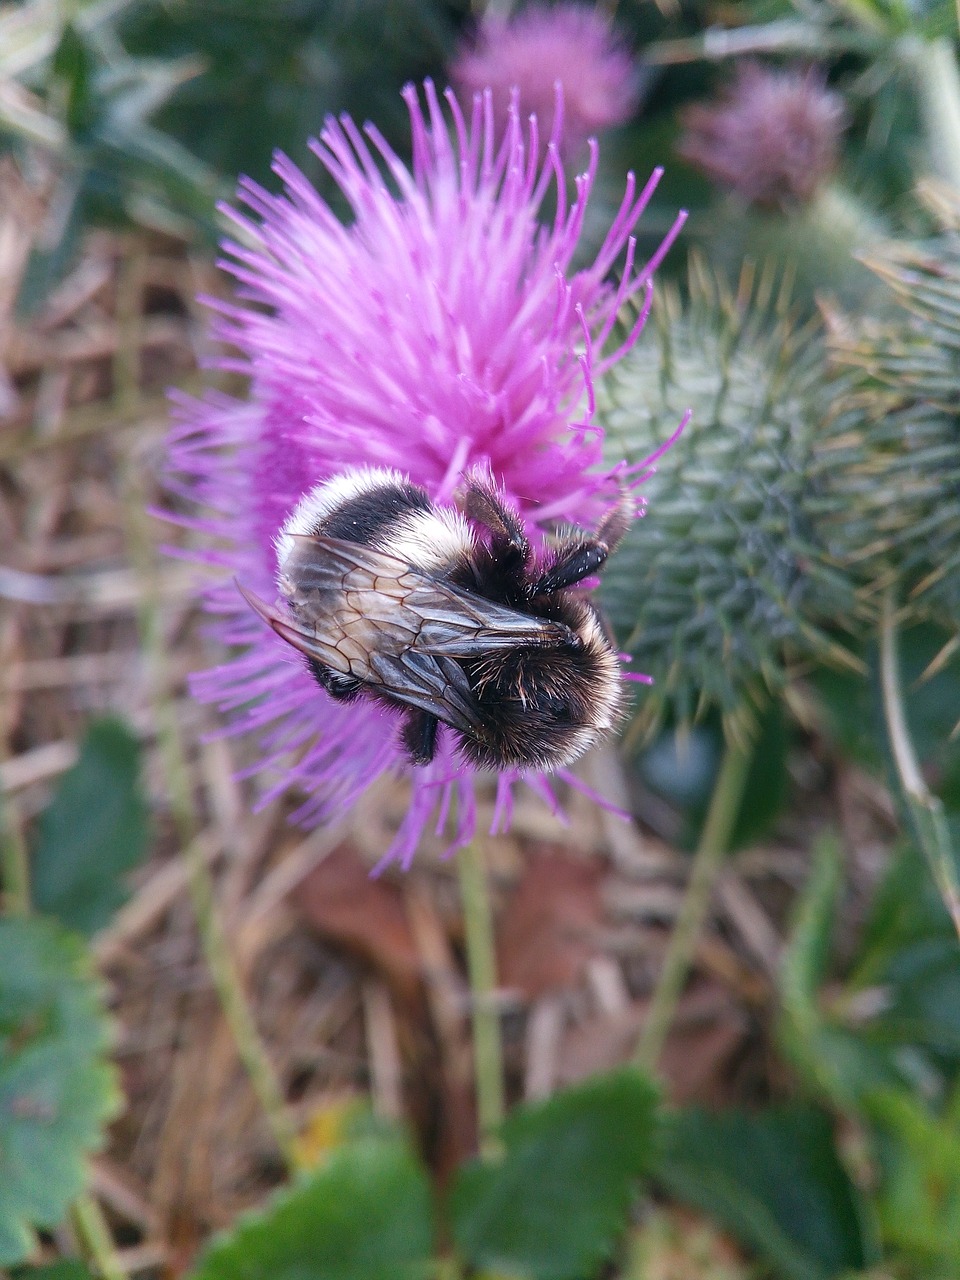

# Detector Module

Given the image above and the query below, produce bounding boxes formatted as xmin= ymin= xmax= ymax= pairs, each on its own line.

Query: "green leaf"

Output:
xmin=729 ymin=698 xmax=789 ymax=849
xmin=50 ymin=25 xmax=96 ymax=138
xmin=655 ymin=1105 xmax=873 ymax=1280
xmin=855 ymin=842 xmax=955 ymax=984
xmin=778 ymin=834 xmax=897 ymax=1108
xmin=810 ymin=657 xmax=884 ymax=775
xmin=190 ymin=1131 xmax=434 ymax=1280
xmin=0 ymin=917 xmax=121 ymax=1266
xmin=779 ymin=834 xmax=845 ymax=1089
xmin=848 ymin=843 xmax=960 ymax=1085
xmin=449 ymin=1068 xmax=658 ymax=1280
xmin=32 ymin=718 xmax=150 ymax=936
xmin=15 ymin=177 xmax=85 ymax=320
xmin=783 ymin=832 xmax=842 ymax=991
xmin=899 ymin=628 xmax=960 ymax=817
xmin=15 ymin=1262 xmax=96 ymax=1279
xmin=865 ymin=1087 xmax=960 ymax=1271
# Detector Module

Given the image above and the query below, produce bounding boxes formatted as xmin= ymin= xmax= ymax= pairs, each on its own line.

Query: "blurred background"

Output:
xmin=3 ymin=1 xmax=960 ymax=1277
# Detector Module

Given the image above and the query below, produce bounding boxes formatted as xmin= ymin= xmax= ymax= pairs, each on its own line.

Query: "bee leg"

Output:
xmin=532 ymin=489 xmax=634 ymax=596
xmin=401 ymin=709 xmax=439 ymax=765
xmin=306 ymin=657 xmax=363 ymax=701
xmin=461 ymin=480 xmax=530 ymax=566
xmin=531 ymin=539 xmax=609 ymax=596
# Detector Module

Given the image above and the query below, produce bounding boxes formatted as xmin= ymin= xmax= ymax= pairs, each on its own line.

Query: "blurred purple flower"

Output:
xmin=451 ymin=3 xmax=639 ymax=159
xmin=679 ymin=62 xmax=847 ymax=208
xmin=163 ymin=80 xmax=684 ymax=869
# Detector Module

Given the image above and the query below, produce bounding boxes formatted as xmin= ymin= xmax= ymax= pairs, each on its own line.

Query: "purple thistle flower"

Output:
xmin=678 ymin=62 xmax=847 ymax=209
xmin=451 ymin=3 xmax=639 ymax=160
xmin=163 ymin=80 xmax=685 ymax=869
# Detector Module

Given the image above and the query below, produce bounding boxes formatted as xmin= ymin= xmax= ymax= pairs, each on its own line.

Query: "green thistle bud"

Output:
xmin=598 ymin=261 xmax=858 ymax=741
xmin=812 ymin=183 xmax=960 ymax=627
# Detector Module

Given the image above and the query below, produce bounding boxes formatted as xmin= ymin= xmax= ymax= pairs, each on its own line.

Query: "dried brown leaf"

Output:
xmin=497 ymin=848 xmax=605 ymax=999
xmin=297 ymin=843 xmax=422 ymax=1009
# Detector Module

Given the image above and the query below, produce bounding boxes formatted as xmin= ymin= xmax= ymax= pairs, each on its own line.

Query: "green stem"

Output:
xmin=902 ymin=34 xmax=960 ymax=190
xmin=182 ymin=829 xmax=299 ymax=1164
xmin=121 ymin=457 xmax=297 ymax=1169
xmin=70 ymin=1194 xmax=125 ymax=1280
xmin=634 ymin=732 xmax=754 ymax=1072
xmin=457 ymin=838 xmax=505 ymax=1155
xmin=880 ymin=590 xmax=960 ymax=940
xmin=0 ymin=796 xmax=30 ymax=916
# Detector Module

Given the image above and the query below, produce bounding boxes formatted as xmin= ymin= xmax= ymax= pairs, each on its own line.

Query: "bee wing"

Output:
xmin=281 ymin=533 xmax=573 ymax=657
xmin=243 ymin=534 xmax=573 ymax=737
xmin=238 ymin=579 xmax=485 ymax=735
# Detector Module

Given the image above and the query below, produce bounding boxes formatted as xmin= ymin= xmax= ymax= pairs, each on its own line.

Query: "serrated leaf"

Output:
xmin=449 ymin=1068 xmax=658 ymax=1280
xmin=655 ymin=1105 xmax=873 ymax=1280
xmin=0 ymin=917 xmax=120 ymax=1266
xmin=189 ymin=1132 xmax=434 ymax=1280
xmin=32 ymin=717 xmax=150 ymax=936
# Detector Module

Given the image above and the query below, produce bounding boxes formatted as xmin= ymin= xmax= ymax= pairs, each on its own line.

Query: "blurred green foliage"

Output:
xmin=119 ymin=0 xmax=467 ymax=191
xmin=14 ymin=1265 xmax=95 ymax=1280
xmin=0 ymin=718 xmax=149 ymax=1266
xmin=32 ymin=718 xmax=150 ymax=936
xmin=655 ymin=1103 xmax=875 ymax=1279
xmin=0 ymin=917 xmax=120 ymax=1266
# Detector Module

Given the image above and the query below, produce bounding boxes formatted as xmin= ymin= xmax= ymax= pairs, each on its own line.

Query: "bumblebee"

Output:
xmin=239 ymin=467 xmax=630 ymax=770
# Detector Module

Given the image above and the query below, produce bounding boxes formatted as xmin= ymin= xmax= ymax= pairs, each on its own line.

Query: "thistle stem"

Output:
xmin=902 ymin=34 xmax=960 ymax=190
xmin=880 ymin=590 xmax=960 ymax=939
xmin=634 ymin=733 xmax=754 ymax=1071
xmin=121 ymin=456 xmax=297 ymax=1170
xmin=70 ymin=1194 xmax=126 ymax=1280
xmin=182 ymin=821 xmax=299 ymax=1164
xmin=0 ymin=796 xmax=30 ymax=916
xmin=457 ymin=838 xmax=505 ymax=1155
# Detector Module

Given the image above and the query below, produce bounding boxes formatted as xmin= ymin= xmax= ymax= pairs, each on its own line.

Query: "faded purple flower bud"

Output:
xmin=451 ymin=3 xmax=639 ymax=159
xmin=678 ymin=62 xmax=847 ymax=208
xmin=162 ymin=82 xmax=684 ymax=868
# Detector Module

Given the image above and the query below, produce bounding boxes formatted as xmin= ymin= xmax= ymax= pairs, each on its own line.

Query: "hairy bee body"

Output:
xmin=241 ymin=467 xmax=628 ymax=771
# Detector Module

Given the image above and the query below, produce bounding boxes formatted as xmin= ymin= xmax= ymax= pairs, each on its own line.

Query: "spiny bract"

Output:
xmin=597 ymin=261 xmax=858 ymax=741
xmin=812 ymin=183 xmax=960 ymax=631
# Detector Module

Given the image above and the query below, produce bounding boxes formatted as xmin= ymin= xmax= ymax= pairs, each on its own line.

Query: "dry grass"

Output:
xmin=0 ymin=170 xmax=899 ymax=1276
